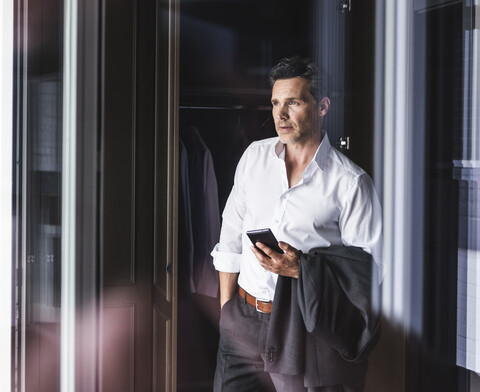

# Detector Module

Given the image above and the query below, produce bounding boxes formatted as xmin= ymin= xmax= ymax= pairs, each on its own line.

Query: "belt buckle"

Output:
xmin=255 ymin=298 xmax=268 ymax=314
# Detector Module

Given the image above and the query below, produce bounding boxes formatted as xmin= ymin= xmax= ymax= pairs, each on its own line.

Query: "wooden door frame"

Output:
xmin=153 ymin=0 xmax=180 ymax=390
xmin=74 ymin=0 xmax=101 ymax=390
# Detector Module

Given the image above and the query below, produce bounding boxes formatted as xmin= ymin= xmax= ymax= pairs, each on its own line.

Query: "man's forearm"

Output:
xmin=219 ymin=271 xmax=239 ymax=308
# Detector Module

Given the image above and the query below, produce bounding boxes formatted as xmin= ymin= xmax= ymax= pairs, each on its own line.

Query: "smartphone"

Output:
xmin=246 ymin=228 xmax=283 ymax=257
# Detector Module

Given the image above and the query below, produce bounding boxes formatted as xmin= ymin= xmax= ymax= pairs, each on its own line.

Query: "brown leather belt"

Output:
xmin=239 ymin=286 xmax=272 ymax=314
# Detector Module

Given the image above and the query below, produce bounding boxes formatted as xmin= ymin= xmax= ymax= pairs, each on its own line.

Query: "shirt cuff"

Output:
xmin=211 ymin=243 xmax=242 ymax=273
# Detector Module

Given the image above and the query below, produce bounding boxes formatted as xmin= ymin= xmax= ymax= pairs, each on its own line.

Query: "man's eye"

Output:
xmin=272 ymin=102 xmax=280 ymax=106
xmin=289 ymin=101 xmax=299 ymax=106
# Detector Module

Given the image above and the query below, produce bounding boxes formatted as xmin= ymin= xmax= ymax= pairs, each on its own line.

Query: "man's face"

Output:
xmin=271 ymin=77 xmax=323 ymax=146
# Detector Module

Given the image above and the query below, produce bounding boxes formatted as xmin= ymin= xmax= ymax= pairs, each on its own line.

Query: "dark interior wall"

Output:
xmin=180 ymin=0 xmax=310 ymax=107
xmin=344 ymin=0 xmax=376 ymax=176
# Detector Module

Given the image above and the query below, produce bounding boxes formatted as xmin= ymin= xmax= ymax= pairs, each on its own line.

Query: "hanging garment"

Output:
xmin=181 ymin=125 xmax=220 ymax=297
xmin=178 ymin=139 xmax=195 ymax=296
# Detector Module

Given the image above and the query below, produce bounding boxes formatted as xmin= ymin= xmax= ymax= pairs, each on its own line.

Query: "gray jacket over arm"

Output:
xmin=264 ymin=246 xmax=381 ymax=388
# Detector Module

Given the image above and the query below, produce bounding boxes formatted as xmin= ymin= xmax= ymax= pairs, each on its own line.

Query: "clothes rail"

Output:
xmin=179 ymin=104 xmax=272 ymax=111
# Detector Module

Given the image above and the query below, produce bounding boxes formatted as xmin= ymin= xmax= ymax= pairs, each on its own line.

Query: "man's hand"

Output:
xmin=251 ymin=241 xmax=300 ymax=278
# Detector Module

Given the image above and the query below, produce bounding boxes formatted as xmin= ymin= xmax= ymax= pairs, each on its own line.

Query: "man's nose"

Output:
xmin=278 ymin=105 xmax=289 ymax=119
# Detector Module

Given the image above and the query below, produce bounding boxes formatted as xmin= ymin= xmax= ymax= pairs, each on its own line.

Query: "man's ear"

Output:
xmin=318 ymin=97 xmax=330 ymax=117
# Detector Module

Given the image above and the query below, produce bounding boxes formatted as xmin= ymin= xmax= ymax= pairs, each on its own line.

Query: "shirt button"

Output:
xmin=273 ymin=219 xmax=279 ymax=223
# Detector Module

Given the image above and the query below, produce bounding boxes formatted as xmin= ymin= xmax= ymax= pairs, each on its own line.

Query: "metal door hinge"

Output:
xmin=337 ymin=137 xmax=350 ymax=150
xmin=338 ymin=0 xmax=352 ymax=14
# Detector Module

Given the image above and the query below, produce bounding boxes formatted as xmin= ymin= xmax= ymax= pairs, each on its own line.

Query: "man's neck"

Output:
xmin=284 ymin=132 xmax=322 ymax=167
xmin=284 ymin=132 xmax=323 ymax=188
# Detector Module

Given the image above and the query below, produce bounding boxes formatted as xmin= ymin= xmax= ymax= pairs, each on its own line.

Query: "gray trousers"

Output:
xmin=213 ymin=292 xmax=362 ymax=392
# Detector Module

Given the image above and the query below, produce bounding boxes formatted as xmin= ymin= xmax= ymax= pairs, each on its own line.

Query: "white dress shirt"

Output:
xmin=211 ymin=132 xmax=383 ymax=302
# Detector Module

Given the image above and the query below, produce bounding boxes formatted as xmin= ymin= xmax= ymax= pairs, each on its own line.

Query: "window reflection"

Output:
xmin=26 ymin=78 xmax=62 ymax=323
xmin=16 ymin=0 xmax=64 ymax=390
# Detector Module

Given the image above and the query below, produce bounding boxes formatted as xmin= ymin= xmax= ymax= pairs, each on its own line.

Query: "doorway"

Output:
xmin=176 ymin=0 xmax=379 ymax=390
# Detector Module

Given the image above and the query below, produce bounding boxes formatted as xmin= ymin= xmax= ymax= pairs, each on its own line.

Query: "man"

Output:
xmin=211 ymin=56 xmax=382 ymax=392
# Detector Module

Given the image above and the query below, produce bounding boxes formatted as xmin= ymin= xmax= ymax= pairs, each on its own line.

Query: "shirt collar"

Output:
xmin=273 ymin=139 xmax=286 ymax=160
xmin=272 ymin=130 xmax=331 ymax=172
xmin=313 ymin=131 xmax=331 ymax=172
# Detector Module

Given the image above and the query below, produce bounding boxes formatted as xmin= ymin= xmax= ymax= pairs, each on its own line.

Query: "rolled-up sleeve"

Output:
xmin=339 ymin=173 xmax=384 ymax=279
xmin=211 ymin=148 xmax=249 ymax=273
xmin=211 ymin=243 xmax=243 ymax=272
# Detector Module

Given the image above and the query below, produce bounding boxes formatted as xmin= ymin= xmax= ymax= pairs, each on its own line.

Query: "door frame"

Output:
xmin=153 ymin=0 xmax=180 ymax=390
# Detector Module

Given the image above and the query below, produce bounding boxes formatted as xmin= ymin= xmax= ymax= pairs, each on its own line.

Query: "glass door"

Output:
xmin=13 ymin=0 xmax=65 ymax=390
xmin=12 ymin=0 xmax=90 ymax=390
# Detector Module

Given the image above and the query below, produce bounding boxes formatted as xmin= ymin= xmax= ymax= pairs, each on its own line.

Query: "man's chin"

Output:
xmin=277 ymin=134 xmax=294 ymax=144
